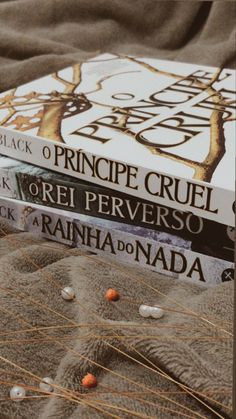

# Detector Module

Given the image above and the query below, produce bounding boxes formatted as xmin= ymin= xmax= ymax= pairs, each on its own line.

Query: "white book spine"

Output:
xmin=0 ymin=126 xmax=234 ymax=227
xmin=0 ymin=165 xmax=18 ymax=198
xmin=0 ymin=196 xmax=234 ymax=286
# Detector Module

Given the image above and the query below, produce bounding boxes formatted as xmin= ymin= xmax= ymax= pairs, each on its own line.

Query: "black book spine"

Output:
xmin=12 ymin=170 xmax=233 ymax=262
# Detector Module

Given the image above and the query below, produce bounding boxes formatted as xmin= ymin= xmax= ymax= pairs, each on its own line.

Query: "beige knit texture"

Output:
xmin=0 ymin=1 xmax=235 ymax=417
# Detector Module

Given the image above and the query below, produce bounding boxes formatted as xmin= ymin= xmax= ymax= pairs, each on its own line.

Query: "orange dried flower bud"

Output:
xmin=81 ymin=373 xmax=97 ymax=389
xmin=105 ymin=288 xmax=120 ymax=302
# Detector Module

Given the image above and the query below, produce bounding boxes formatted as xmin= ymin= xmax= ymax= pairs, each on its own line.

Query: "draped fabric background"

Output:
xmin=0 ymin=1 xmax=235 ymax=418
xmin=0 ymin=0 xmax=235 ymax=93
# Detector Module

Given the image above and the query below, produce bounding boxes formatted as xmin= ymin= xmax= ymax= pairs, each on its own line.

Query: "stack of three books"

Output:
xmin=0 ymin=54 xmax=234 ymax=286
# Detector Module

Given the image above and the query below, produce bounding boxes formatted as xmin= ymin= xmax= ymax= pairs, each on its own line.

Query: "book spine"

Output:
xmin=0 ymin=126 xmax=234 ymax=227
xmin=0 ymin=166 xmax=19 ymax=198
xmin=0 ymin=196 xmax=234 ymax=286
xmin=0 ymin=161 xmax=234 ymax=261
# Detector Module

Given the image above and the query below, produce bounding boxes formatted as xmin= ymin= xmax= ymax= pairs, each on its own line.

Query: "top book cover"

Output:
xmin=0 ymin=54 xmax=235 ymax=226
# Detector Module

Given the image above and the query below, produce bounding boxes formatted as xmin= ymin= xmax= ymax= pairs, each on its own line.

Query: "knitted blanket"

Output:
xmin=0 ymin=1 xmax=235 ymax=417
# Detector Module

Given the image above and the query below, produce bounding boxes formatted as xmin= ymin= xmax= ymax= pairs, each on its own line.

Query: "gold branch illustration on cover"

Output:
xmin=0 ymin=56 xmax=233 ymax=182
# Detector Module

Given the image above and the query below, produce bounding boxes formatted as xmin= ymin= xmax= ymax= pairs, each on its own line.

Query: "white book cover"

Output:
xmin=0 ymin=53 xmax=235 ymax=226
